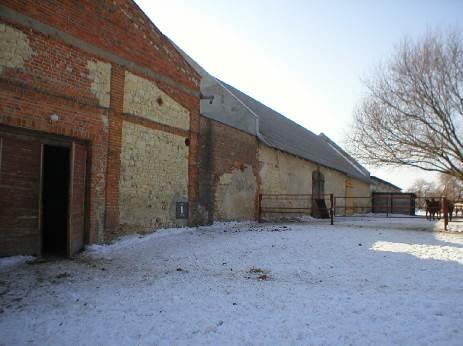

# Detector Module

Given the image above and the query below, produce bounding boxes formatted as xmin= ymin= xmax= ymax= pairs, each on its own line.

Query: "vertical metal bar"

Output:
xmin=330 ymin=193 xmax=334 ymax=225
xmin=390 ymin=194 xmax=394 ymax=215
xmin=443 ymin=198 xmax=448 ymax=230
xmin=386 ymin=194 xmax=390 ymax=217
xmin=407 ymin=195 xmax=412 ymax=216
xmin=258 ymin=193 xmax=262 ymax=223
xmin=309 ymin=194 xmax=312 ymax=218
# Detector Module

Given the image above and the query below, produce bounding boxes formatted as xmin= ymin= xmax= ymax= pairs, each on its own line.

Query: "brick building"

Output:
xmin=0 ymin=1 xmax=201 ymax=256
xmin=1 ymin=1 xmax=373 ymax=258
xmin=176 ymin=46 xmax=372 ymax=222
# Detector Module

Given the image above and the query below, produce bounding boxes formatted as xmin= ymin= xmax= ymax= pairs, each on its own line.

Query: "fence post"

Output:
xmin=443 ymin=198 xmax=448 ymax=231
xmin=386 ymin=194 xmax=390 ymax=217
xmin=330 ymin=193 xmax=334 ymax=225
xmin=409 ymin=194 xmax=412 ymax=216
xmin=258 ymin=193 xmax=262 ymax=223
xmin=390 ymin=194 xmax=394 ymax=215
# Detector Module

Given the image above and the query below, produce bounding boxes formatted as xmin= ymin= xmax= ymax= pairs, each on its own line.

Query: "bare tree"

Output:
xmin=349 ymin=29 xmax=463 ymax=181
xmin=438 ymin=173 xmax=463 ymax=200
xmin=407 ymin=178 xmax=437 ymax=197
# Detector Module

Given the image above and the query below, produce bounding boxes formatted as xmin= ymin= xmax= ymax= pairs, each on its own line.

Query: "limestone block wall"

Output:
xmin=344 ymin=177 xmax=354 ymax=216
xmin=258 ymin=144 xmax=315 ymax=218
xmin=119 ymin=122 xmax=189 ymax=232
xmin=351 ymin=179 xmax=372 ymax=213
xmin=123 ymin=71 xmax=190 ymax=130
xmin=320 ymin=167 xmax=347 ymax=197
xmin=259 ymin=143 xmax=371 ymax=217
xmin=320 ymin=166 xmax=347 ymax=212
xmin=343 ymin=177 xmax=372 ymax=215
xmin=258 ymin=144 xmax=314 ymax=195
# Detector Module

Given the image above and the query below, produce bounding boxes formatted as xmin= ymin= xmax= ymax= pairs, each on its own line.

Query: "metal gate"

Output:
xmin=334 ymin=194 xmax=454 ymax=230
xmin=258 ymin=193 xmax=334 ymax=224
xmin=448 ymin=200 xmax=463 ymax=229
xmin=257 ymin=192 xmax=456 ymax=230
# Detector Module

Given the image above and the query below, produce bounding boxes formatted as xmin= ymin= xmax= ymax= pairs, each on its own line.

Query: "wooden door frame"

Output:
xmin=67 ymin=143 xmax=75 ymax=257
xmin=38 ymin=144 xmax=44 ymax=257
xmin=67 ymin=141 xmax=88 ymax=257
xmin=1 ymin=125 xmax=89 ymax=257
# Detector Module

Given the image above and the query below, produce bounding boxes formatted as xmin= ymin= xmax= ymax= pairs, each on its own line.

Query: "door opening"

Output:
xmin=312 ymin=170 xmax=328 ymax=218
xmin=41 ymin=145 xmax=70 ymax=256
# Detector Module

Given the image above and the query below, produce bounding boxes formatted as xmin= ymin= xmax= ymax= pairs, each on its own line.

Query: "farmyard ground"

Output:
xmin=1 ymin=218 xmax=463 ymax=345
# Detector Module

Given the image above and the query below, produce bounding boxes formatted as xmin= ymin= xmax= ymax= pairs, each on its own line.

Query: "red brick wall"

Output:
xmin=0 ymin=130 xmax=42 ymax=256
xmin=0 ymin=1 xmax=201 ymax=245
xmin=199 ymin=117 xmax=259 ymax=223
xmin=1 ymin=0 xmax=199 ymax=90
xmin=0 ymin=79 xmax=109 ymax=243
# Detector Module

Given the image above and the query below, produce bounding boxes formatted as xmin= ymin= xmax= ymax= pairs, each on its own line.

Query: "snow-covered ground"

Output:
xmin=1 ymin=218 xmax=463 ymax=345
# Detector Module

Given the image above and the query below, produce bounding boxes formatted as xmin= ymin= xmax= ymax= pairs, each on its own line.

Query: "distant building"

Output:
xmin=370 ymin=176 xmax=402 ymax=193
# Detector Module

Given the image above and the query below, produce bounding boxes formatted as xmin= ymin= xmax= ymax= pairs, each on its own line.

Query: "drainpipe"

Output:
xmin=214 ymin=78 xmax=270 ymax=146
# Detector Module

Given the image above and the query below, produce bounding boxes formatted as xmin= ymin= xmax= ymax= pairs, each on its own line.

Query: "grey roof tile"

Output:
xmin=220 ymin=81 xmax=371 ymax=183
xmin=170 ymin=40 xmax=370 ymax=183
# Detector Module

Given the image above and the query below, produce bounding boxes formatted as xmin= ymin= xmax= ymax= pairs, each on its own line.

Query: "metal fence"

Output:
xmin=333 ymin=195 xmax=453 ymax=229
xmin=258 ymin=193 xmax=458 ymax=230
xmin=258 ymin=193 xmax=334 ymax=224
xmin=449 ymin=200 xmax=463 ymax=225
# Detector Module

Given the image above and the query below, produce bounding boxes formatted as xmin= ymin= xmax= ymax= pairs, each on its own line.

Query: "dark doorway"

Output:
xmin=41 ymin=145 xmax=70 ymax=256
xmin=312 ymin=170 xmax=325 ymax=199
xmin=312 ymin=170 xmax=328 ymax=218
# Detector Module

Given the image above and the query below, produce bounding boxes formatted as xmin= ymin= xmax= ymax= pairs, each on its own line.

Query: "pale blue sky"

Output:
xmin=136 ymin=0 xmax=463 ymax=189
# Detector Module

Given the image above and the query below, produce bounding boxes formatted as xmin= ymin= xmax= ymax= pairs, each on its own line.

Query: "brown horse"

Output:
xmin=425 ymin=199 xmax=441 ymax=220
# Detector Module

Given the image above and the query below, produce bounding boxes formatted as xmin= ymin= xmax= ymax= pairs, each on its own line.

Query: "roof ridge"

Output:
xmin=371 ymin=176 xmax=402 ymax=191
xmin=167 ymin=40 xmax=371 ymax=182
xmin=319 ymin=133 xmax=370 ymax=177
xmin=218 ymin=80 xmax=318 ymax=138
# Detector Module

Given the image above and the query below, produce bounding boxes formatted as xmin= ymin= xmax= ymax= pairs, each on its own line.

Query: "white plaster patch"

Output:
xmin=100 ymin=114 xmax=109 ymax=133
xmin=119 ymin=122 xmax=189 ymax=232
xmin=123 ymin=71 xmax=190 ymax=130
xmin=87 ymin=60 xmax=111 ymax=107
xmin=0 ymin=24 xmax=33 ymax=71
xmin=215 ymin=166 xmax=257 ymax=221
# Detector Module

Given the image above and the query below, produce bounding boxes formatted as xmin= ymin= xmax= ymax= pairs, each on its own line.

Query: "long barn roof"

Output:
xmin=219 ymin=82 xmax=371 ymax=182
xmin=173 ymin=42 xmax=371 ymax=183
